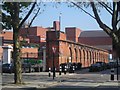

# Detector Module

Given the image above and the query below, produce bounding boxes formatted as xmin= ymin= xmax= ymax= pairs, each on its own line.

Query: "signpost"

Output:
xmin=52 ymin=46 xmax=56 ymax=80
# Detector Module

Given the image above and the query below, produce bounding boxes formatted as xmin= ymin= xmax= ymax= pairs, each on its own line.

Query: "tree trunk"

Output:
xmin=112 ymin=38 xmax=120 ymax=60
xmin=13 ymin=29 xmax=22 ymax=84
xmin=12 ymin=2 xmax=22 ymax=84
xmin=113 ymin=39 xmax=120 ymax=80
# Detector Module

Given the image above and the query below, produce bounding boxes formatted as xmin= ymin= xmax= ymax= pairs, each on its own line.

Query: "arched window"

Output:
xmin=79 ymin=49 xmax=81 ymax=63
xmin=86 ymin=50 xmax=90 ymax=67
xmin=74 ymin=48 xmax=77 ymax=63
xmin=69 ymin=47 xmax=72 ymax=62
xmin=89 ymin=51 xmax=92 ymax=64
xmin=83 ymin=50 xmax=85 ymax=67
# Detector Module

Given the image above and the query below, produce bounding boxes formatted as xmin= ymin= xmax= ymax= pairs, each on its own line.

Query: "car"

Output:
xmin=72 ymin=63 xmax=78 ymax=70
xmin=60 ymin=63 xmax=67 ymax=72
xmin=60 ymin=63 xmax=82 ymax=73
xmin=89 ymin=63 xmax=102 ymax=72
xmin=106 ymin=62 xmax=115 ymax=69
xmin=68 ymin=63 xmax=76 ymax=72
xmin=96 ymin=62 xmax=107 ymax=70
xmin=60 ymin=63 xmax=73 ymax=72
xmin=76 ymin=63 xmax=82 ymax=70
xmin=2 ymin=63 xmax=14 ymax=73
xmin=107 ymin=61 xmax=118 ymax=68
xmin=2 ymin=63 xmax=34 ymax=73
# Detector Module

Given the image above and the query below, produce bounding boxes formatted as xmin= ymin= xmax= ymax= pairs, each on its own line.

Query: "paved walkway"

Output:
xmin=1 ymin=69 xmax=120 ymax=89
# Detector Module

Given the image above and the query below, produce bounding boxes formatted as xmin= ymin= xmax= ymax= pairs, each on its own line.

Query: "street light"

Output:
xmin=52 ymin=46 xmax=56 ymax=80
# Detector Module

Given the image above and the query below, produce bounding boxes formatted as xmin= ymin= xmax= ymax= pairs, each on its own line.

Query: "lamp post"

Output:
xmin=52 ymin=46 xmax=56 ymax=80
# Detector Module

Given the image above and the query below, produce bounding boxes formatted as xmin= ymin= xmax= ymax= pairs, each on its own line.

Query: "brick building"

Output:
xmin=46 ymin=31 xmax=109 ymax=71
xmin=65 ymin=27 xmax=82 ymax=42
xmin=0 ymin=21 xmax=111 ymax=71
xmin=78 ymin=30 xmax=112 ymax=52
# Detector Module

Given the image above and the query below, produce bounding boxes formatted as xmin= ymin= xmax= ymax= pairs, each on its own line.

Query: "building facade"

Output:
xmin=78 ymin=30 xmax=112 ymax=52
xmin=0 ymin=21 xmax=111 ymax=71
xmin=46 ymin=31 xmax=109 ymax=71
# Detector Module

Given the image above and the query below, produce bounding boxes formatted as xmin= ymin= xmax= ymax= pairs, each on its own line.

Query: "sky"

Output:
xmin=31 ymin=2 xmax=112 ymax=32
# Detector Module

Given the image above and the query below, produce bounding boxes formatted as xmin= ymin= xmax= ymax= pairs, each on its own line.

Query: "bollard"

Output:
xmin=76 ymin=65 xmax=77 ymax=70
xmin=111 ymin=68 xmax=114 ymax=80
xmin=73 ymin=66 xmax=75 ymax=73
xmin=64 ymin=66 xmax=67 ymax=75
xmin=59 ymin=66 xmax=62 ymax=75
xmin=52 ymin=67 xmax=55 ymax=79
xmin=55 ymin=68 xmax=56 ymax=77
xmin=48 ymin=68 xmax=51 ymax=77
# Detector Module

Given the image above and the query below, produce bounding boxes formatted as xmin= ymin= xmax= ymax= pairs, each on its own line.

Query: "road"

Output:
xmin=1 ymin=68 xmax=120 ymax=90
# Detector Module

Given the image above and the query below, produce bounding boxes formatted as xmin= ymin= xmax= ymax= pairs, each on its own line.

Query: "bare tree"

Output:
xmin=70 ymin=0 xmax=120 ymax=80
xmin=2 ymin=1 xmax=42 ymax=84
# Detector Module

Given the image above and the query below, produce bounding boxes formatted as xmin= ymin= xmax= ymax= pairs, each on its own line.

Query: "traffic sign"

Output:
xmin=52 ymin=46 xmax=56 ymax=53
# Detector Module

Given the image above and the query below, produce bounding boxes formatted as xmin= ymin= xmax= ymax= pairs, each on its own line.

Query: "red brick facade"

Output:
xmin=19 ymin=26 xmax=48 ymax=44
xmin=1 ymin=21 xmax=111 ymax=71
xmin=46 ymin=31 xmax=109 ymax=71
xmin=79 ymin=37 xmax=112 ymax=46
xmin=65 ymin=27 xmax=81 ymax=42
xmin=78 ymin=31 xmax=112 ymax=52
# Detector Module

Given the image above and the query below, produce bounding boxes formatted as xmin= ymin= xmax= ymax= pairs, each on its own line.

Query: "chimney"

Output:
xmin=53 ymin=21 xmax=60 ymax=31
xmin=65 ymin=27 xmax=82 ymax=42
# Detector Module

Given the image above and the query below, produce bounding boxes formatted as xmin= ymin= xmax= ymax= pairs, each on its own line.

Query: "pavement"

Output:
xmin=1 ymin=69 xmax=120 ymax=90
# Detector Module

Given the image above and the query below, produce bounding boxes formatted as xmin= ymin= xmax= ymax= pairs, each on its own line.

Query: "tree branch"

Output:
xmin=71 ymin=2 xmax=96 ymax=20
xmin=117 ymin=19 xmax=120 ymax=25
xmin=90 ymin=2 xmax=112 ymax=36
xmin=98 ymin=2 xmax=113 ymax=15
xmin=18 ymin=2 xmax=36 ymax=29
xmin=91 ymin=1 xmax=119 ymax=44
xmin=98 ymin=1 xmax=113 ymax=11
xmin=28 ymin=7 xmax=40 ymax=27
xmin=112 ymin=2 xmax=118 ymax=31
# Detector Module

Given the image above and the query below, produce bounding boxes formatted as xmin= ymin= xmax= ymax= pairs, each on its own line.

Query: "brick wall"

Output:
xmin=53 ymin=21 xmax=60 ymax=31
xmin=65 ymin=27 xmax=82 ymax=42
xmin=46 ymin=31 xmax=109 ymax=71
xmin=21 ymin=48 xmax=38 ymax=59
xmin=79 ymin=37 xmax=112 ymax=46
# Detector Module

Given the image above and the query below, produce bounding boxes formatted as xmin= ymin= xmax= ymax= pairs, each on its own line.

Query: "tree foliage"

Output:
xmin=2 ymin=2 xmax=31 ymax=29
xmin=1 ymin=2 xmax=38 ymax=84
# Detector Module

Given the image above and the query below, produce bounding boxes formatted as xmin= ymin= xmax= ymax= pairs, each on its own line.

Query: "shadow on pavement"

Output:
xmin=2 ymin=87 xmax=37 ymax=90
xmin=75 ymin=68 xmax=115 ymax=75
xmin=48 ymin=86 xmax=119 ymax=90
xmin=2 ymin=86 xmax=120 ymax=90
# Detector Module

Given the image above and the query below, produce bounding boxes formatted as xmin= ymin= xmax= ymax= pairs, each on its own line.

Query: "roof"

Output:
xmin=79 ymin=30 xmax=110 ymax=37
